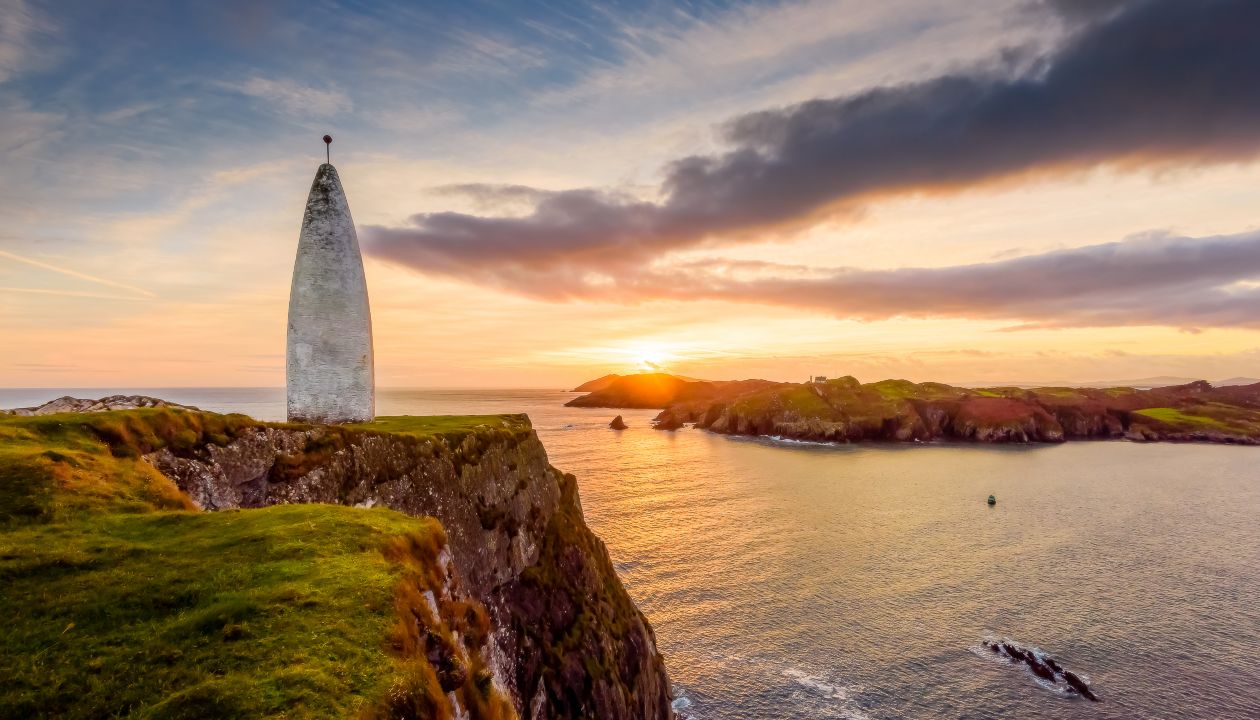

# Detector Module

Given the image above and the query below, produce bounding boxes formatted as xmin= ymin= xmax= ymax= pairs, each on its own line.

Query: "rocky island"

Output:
xmin=0 ymin=400 xmax=672 ymax=719
xmin=568 ymin=374 xmax=1260 ymax=445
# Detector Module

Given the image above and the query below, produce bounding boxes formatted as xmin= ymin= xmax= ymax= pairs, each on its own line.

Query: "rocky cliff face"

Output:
xmin=146 ymin=415 xmax=673 ymax=720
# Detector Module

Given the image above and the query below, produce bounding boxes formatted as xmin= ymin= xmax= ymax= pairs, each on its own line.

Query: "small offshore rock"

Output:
xmin=609 ymin=415 xmax=628 ymax=430
xmin=982 ymin=639 xmax=1101 ymax=702
xmin=653 ymin=412 xmax=684 ymax=431
xmin=1063 ymin=670 xmax=1100 ymax=701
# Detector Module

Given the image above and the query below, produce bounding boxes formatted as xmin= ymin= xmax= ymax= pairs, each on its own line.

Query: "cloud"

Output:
xmin=1035 ymin=0 xmax=1132 ymax=25
xmin=227 ymin=76 xmax=351 ymax=117
xmin=0 ymin=249 xmax=156 ymax=298
xmin=365 ymin=0 xmax=1260 ymax=322
xmin=441 ymin=228 xmax=1260 ymax=330
xmin=0 ymin=286 xmax=152 ymax=302
xmin=0 ymin=0 xmax=52 ymax=84
xmin=422 ymin=227 xmax=1260 ymax=331
xmin=98 ymin=102 xmax=161 ymax=124
xmin=0 ymin=97 xmax=62 ymax=155
xmin=649 ymin=230 xmax=1260 ymax=330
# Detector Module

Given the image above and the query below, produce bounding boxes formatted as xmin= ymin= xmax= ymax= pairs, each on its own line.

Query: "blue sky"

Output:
xmin=4 ymin=0 xmax=1260 ymax=387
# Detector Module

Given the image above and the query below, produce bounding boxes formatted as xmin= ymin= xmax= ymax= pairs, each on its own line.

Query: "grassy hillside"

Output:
xmin=652 ymin=376 xmax=1260 ymax=444
xmin=0 ymin=409 xmax=516 ymax=719
xmin=565 ymin=373 xmax=781 ymax=409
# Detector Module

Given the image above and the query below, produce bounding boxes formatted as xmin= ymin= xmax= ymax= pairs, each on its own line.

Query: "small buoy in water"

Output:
xmin=987 ymin=494 xmax=997 ymax=506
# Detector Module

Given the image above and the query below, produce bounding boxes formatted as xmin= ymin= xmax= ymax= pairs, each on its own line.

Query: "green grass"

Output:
xmin=1103 ymin=386 xmax=1140 ymax=398
xmin=0 ymin=410 xmax=531 ymax=526
xmin=346 ymin=414 xmax=530 ymax=439
xmin=0 ymin=409 xmax=214 ymax=525
xmin=732 ymin=384 xmax=835 ymax=417
xmin=0 ymin=504 xmax=436 ymax=719
xmin=867 ymin=379 xmax=920 ymax=400
xmin=868 ymin=379 xmax=965 ymax=401
xmin=0 ymin=409 xmax=522 ymax=719
xmin=1029 ymin=386 xmax=1084 ymax=398
xmin=1133 ymin=407 xmax=1232 ymax=431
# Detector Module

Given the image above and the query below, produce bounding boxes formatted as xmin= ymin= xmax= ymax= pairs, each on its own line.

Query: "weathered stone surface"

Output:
xmin=491 ymin=471 xmax=673 ymax=720
xmin=286 ymin=163 xmax=374 ymax=424
xmin=145 ymin=417 xmax=673 ymax=719
xmin=2 ymin=395 xmax=198 ymax=416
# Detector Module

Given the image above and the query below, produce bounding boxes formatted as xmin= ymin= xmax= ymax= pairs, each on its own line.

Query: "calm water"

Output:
xmin=5 ymin=388 xmax=1260 ymax=719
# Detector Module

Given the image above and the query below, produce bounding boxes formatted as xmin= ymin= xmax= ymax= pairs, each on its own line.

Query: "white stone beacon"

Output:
xmin=286 ymin=138 xmax=375 ymax=423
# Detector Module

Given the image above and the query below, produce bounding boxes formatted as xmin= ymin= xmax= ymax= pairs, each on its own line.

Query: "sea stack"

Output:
xmin=286 ymin=148 xmax=374 ymax=423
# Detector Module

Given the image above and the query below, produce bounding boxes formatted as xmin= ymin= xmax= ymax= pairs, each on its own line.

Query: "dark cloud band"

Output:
xmin=364 ymin=0 xmax=1260 ymax=329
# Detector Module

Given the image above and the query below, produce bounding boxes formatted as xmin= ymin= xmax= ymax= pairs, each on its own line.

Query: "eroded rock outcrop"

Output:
xmin=3 ymin=395 xmax=198 ymax=416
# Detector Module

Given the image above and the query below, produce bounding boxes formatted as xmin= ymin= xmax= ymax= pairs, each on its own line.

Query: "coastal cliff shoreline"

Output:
xmin=566 ymin=374 xmax=1260 ymax=446
xmin=0 ymin=404 xmax=673 ymax=720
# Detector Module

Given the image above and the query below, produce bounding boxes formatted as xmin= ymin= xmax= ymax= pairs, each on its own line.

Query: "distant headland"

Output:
xmin=567 ymin=373 xmax=1260 ymax=445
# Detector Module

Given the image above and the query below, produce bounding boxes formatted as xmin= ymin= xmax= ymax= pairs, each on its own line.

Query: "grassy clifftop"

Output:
xmin=0 ymin=409 xmax=527 ymax=525
xmin=0 ymin=409 xmax=519 ymax=719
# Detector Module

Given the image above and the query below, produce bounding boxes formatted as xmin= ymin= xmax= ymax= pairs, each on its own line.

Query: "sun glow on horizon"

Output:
xmin=626 ymin=342 xmax=676 ymax=372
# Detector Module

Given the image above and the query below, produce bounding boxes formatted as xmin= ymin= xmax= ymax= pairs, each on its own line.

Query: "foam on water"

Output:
xmin=765 ymin=435 xmax=838 ymax=447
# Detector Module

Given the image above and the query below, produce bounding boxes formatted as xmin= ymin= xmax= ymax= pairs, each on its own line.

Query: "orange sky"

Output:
xmin=2 ymin=0 xmax=1258 ymax=389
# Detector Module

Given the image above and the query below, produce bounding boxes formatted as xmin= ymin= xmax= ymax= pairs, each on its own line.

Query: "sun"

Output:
xmin=625 ymin=342 xmax=674 ymax=372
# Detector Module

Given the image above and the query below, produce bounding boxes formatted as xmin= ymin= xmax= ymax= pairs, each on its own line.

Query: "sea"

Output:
xmin=4 ymin=387 xmax=1259 ymax=720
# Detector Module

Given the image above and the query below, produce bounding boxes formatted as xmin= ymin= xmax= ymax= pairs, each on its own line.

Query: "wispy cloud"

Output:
xmin=645 ymin=230 xmax=1260 ymax=331
xmin=0 ymin=0 xmax=52 ymax=84
xmin=0 ymin=249 xmax=156 ymax=298
xmin=98 ymin=101 xmax=161 ymax=124
xmin=225 ymin=76 xmax=351 ymax=117
xmin=0 ymin=97 xmax=62 ymax=154
xmin=0 ymin=286 xmax=152 ymax=301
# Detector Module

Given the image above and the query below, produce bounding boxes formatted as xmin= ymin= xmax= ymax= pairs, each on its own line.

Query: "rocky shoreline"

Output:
xmin=570 ymin=375 xmax=1260 ymax=445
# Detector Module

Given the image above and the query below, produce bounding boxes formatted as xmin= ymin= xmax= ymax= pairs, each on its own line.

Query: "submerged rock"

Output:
xmin=981 ymin=639 xmax=1100 ymax=702
xmin=1063 ymin=670 xmax=1100 ymax=701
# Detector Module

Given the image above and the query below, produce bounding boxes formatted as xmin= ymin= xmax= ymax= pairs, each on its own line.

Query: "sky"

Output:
xmin=2 ymin=0 xmax=1259 ymax=389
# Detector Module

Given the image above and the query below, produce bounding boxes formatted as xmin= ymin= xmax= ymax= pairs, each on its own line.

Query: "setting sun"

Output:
xmin=629 ymin=343 xmax=674 ymax=372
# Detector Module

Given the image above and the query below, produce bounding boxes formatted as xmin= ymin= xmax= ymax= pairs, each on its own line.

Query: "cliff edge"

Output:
xmin=0 ymin=407 xmax=672 ymax=719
